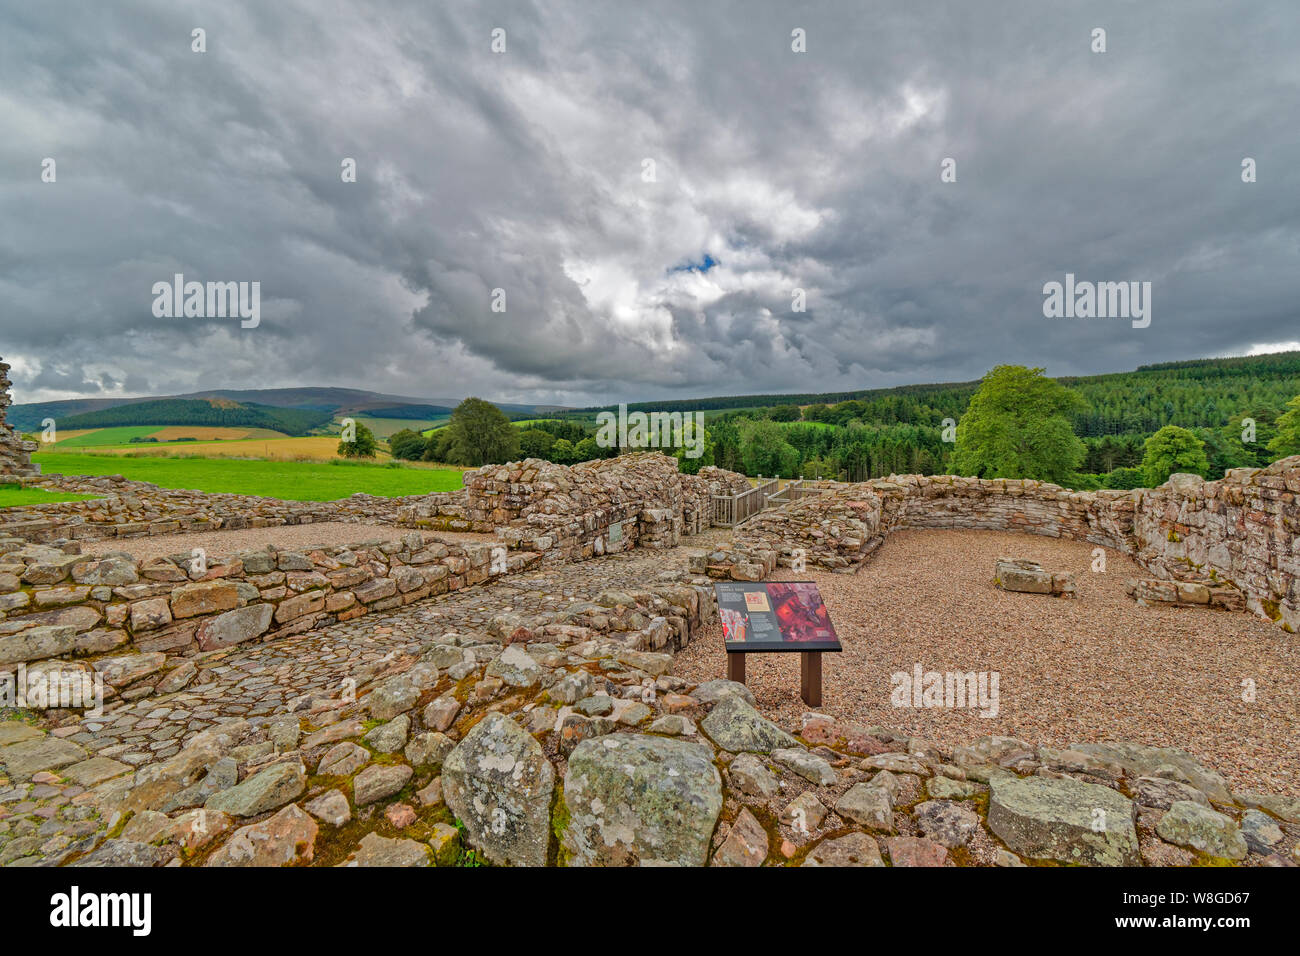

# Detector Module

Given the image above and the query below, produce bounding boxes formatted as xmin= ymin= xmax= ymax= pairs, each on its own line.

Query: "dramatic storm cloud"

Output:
xmin=2 ymin=0 xmax=1298 ymax=405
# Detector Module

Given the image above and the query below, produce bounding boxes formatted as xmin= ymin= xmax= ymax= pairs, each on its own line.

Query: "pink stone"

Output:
xmin=385 ymin=802 xmax=417 ymax=828
xmin=885 ymin=836 xmax=949 ymax=867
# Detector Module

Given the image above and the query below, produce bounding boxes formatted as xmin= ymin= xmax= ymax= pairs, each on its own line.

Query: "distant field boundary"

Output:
xmin=30 ymin=452 xmax=465 ymax=501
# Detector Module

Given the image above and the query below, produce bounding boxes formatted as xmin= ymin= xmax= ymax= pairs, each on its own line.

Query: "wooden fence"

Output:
xmin=711 ymin=477 xmax=780 ymax=527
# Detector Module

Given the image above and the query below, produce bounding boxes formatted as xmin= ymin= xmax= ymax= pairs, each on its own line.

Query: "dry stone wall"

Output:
xmin=721 ymin=457 xmax=1300 ymax=633
xmin=11 ymin=456 xmax=752 ymax=557
xmin=451 ymin=453 xmax=741 ymax=562
xmin=0 ymin=531 xmax=540 ymax=701
xmin=0 ymin=474 xmax=475 ymax=543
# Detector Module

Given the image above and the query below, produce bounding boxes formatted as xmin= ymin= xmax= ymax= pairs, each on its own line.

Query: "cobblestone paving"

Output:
xmin=86 ymin=547 xmax=692 ymax=756
xmin=0 ymin=545 xmax=703 ymax=865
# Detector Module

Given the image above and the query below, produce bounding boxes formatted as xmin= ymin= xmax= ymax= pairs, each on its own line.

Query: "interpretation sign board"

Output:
xmin=608 ymin=520 xmax=624 ymax=545
xmin=714 ymin=582 xmax=842 ymax=653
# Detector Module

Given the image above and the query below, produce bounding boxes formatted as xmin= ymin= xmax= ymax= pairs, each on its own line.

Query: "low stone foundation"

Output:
xmin=1126 ymin=578 xmax=1245 ymax=611
xmin=7 ymin=454 xmax=752 ymax=559
xmin=0 ymin=532 xmax=540 ymax=703
xmin=0 ymin=474 xmax=465 ymax=543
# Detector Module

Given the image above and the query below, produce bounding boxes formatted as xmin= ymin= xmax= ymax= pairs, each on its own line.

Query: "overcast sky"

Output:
xmin=2 ymin=1 xmax=1298 ymax=407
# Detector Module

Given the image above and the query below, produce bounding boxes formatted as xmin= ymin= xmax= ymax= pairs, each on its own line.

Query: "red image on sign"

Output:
xmin=768 ymin=583 xmax=835 ymax=643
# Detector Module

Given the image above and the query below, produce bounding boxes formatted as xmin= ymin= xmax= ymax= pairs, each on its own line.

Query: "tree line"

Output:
xmin=373 ymin=354 xmax=1300 ymax=489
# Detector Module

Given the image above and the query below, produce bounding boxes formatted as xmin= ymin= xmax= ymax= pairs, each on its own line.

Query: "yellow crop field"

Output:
xmin=118 ymin=436 xmax=359 ymax=461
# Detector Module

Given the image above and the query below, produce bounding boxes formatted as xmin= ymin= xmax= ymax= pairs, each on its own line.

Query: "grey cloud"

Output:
xmin=1 ymin=0 xmax=1297 ymax=405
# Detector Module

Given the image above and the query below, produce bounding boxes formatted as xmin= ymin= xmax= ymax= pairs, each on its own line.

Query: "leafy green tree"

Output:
xmin=1214 ymin=411 xmax=1274 ymax=468
xmin=708 ymin=419 xmax=744 ymax=472
xmin=1141 ymin=425 xmax=1209 ymax=485
xmin=444 ymin=398 xmax=520 ymax=466
xmin=550 ymin=438 xmax=577 ymax=463
xmin=767 ymin=405 xmax=800 ymax=422
xmin=1266 ymin=394 xmax=1300 ymax=459
xmin=738 ymin=420 xmax=800 ymax=477
xmin=1104 ymin=467 xmax=1146 ymax=489
xmin=388 ymin=428 xmax=427 ymax=461
xmin=672 ymin=424 xmax=715 ymax=474
xmin=517 ymin=427 xmax=556 ymax=460
xmin=1068 ymin=472 xmax=1104 ymax=491
xmin=573 ymin=436 xmax=600 ymax=462
xmin=802 ymin=454 xmax=840 ymax=480
xmin=950 ymin=366 xmax=1085 ymax=482
xmin=337 ymin=421 xmax=378 ymax=458
xmin=422 ymin=428 xmax=453 ymax=463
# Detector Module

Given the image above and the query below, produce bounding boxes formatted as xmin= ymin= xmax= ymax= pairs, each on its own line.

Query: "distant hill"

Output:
xmin=11 ymin=353 xmax=1296 ymax=439
xmin=51 ymin=399 xmax=334 ymax=436
xmin=7 ymin=386 xmax=568 ymax=432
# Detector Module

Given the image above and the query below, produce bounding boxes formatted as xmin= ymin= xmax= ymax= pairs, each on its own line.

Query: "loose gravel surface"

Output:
xmin=675 ymin=528 xmax=1300 ymax=796
xmin=81 ymin=524 xmax=499 ymax=560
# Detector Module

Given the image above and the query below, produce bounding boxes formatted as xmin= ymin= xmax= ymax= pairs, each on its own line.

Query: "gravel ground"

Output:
xmin=675 ymin=528 xmax=1300 ymax=797
xmin=81 ymin=524 xmax=499 ymax=560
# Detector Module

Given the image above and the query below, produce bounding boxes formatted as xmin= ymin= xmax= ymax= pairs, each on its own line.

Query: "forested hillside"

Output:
xmin=53 ymin=399 xmax=333 ymax=436
xmin=572 ymin=352 xmax=1299 ymax=436
xmin=534 ymin=351 xmax=1300 ymax=484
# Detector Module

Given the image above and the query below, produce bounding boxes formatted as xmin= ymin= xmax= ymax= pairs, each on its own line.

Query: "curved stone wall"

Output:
xmin=731 ymin=458 xmax=1300 ymax=633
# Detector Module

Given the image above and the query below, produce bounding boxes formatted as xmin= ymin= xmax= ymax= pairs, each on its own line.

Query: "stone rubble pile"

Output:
xmin=11 ymin=454 xmax=751 ymax=559
xmin=2 ymin=418 xmax=1297 ymax=866
xmin=730 ymin=494 xmax=884 ymax=573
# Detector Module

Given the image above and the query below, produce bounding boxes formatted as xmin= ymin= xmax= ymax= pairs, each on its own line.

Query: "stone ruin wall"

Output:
xmin=8 ymin=456 xmax=752 ymax=551
xmin=401 ymin=454 xmax=748 ymax=562
xmin=10 ymin=446 xmax=1299 ymax=632
xmin=0 ymin=473 xmax=474 ymax=545
xmin=721 ymin=457 xmax=1300 ymax=632
xmin=6 ymin=444 xmax=1300 ymax=868
xmin=0 ymin=531 xmax=546 ymax=701
xmin=9 ymin=445 xmax=1296 ymax=719
xmin=0 ymin=453 xmax=751 ymax=693
xmin=0 ymin=360 xmax=38 ymax=479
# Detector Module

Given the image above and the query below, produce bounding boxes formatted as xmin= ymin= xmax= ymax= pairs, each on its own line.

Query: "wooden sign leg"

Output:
xmin=727 ymin=653 xmax=746 ymax=684
xmin=800 ymin=651 xmax=822 ymax=707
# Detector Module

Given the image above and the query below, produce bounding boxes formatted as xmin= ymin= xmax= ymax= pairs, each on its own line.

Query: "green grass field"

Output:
xmin=0 ymin=485 xmax=101 ymax=509
xmin=346 ymin=415 xmax=450 ymax=439
xmin=32 ymin=453 xmax=464 ymax=501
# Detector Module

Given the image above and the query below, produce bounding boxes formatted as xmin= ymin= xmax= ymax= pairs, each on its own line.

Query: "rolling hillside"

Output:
xmin=8 ymin=386 xmax=568 ymax=432
xmin=48 ymin=399 xmax=333 ymax=436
